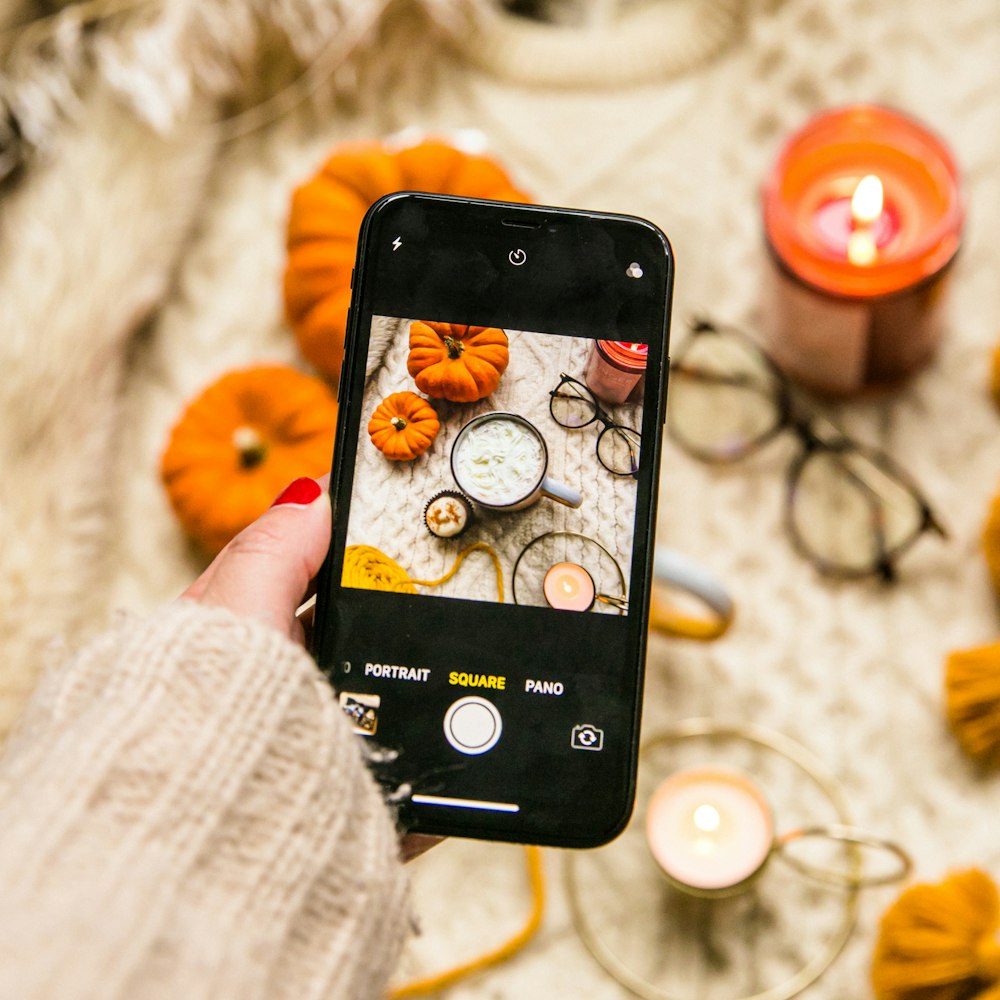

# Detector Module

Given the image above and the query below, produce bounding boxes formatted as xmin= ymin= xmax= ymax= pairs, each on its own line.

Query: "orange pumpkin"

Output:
xmin=407 ymin=321 xmax=509 ymax=402
xmin=284 ymin=140 xmax=530 ymax=384
xmin=161 ymin=365 xmax=337 ymax=554
xmin=368 ymin=391 xmax=440 ymax=461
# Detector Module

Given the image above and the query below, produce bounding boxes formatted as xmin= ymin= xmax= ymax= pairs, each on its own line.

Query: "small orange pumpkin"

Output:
xmin=406 ymin=321 xmax=509 ymax=402
xmin=161 ymin=365 xmax=337 ymax=554
xmin=368 ymin=391 xmax=440 ymax=461
xmin=284 ymin=139 xmax=530 ymax=384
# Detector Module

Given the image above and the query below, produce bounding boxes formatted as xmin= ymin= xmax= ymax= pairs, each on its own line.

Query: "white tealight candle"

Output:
xmin=543 ymin=562 xmax=596 ymax=612
xmin=645 ymin=768 xmax=775 ymax=895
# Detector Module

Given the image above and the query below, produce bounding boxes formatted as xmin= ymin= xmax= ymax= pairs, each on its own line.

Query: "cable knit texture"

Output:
xmin=0 ymin=601 xmax=408 ymax=1000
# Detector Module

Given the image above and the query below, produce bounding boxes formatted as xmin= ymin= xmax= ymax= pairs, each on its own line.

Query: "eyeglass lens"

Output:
xmin=668 ymin=329 xmax=784 ymax=461
xmin=789 ymin=447 xmax=929 ymax=576
xmin=550 ymin=378 xmax=597 ymax=428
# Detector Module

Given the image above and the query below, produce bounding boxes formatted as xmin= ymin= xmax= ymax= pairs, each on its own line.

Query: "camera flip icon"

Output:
xmin=571 ymin=723 xmax=605 ymax=752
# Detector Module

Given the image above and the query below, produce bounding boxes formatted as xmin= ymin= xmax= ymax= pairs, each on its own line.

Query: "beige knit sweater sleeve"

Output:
xmin=0 ymin=601 xmax=408 ymax=1000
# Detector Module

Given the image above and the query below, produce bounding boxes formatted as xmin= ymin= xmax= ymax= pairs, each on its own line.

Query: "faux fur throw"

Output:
xmin=0 ymin=0 xmax=402 ymax=735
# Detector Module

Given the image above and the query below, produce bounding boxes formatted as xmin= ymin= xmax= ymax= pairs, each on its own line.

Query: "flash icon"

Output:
xmin=626 ymin=262 xmax=643 ymax=279
xmin=392 ymin=236 xmax=402 ymax=251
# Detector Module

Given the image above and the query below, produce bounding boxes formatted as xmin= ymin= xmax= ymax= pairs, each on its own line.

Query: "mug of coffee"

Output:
xmin=649 ymin=547 xmax=735 ymax=640
xmin=451 ymin=412 xmax=582 ymax=511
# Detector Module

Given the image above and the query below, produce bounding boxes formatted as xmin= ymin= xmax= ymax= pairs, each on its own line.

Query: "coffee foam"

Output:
xmin=453 ymin=418 xmax=544 ymax=506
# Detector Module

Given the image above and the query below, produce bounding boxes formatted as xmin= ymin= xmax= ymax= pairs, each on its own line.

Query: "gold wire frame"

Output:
xmin=565 ymin=718 xmax=865 ymax=1000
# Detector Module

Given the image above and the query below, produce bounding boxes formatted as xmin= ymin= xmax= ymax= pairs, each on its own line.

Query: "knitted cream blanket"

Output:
xmin=2 ymin=0 xmax=1000 ymax=997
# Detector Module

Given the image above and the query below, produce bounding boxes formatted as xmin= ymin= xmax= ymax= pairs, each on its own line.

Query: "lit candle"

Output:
xmin=645 ymin=768 xmax=775 ymax=896
xmin=762 ymin=104 xmax=965 ymax=396
xmin=584 ymin=340 xmax=648 ymax=404
xmin=543 ymin=562 xmax=596 ymax=612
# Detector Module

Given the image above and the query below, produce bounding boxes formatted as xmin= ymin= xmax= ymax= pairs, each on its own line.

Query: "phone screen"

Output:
xmin=313 ymin=193 xmax=673 ymax=847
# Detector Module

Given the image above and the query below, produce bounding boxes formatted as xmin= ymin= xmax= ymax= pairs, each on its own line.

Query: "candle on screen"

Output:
xmin=762 ymin=104 xmax=965 ymax=396
xmin=645 ymin=768 xmax=775 ymax=896
xmin=543 ymin=562 xmax=596 ymax=612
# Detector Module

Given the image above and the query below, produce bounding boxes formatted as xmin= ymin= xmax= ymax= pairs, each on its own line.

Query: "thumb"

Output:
xmin=181 ymin=477 xmax=332 ymax=640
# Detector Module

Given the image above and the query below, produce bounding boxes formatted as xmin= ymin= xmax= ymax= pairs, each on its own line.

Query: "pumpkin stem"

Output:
xmin=232 ymin=425 xmax=268 ymax=470
xmin=443 ymin=335 xmax=465 ymax=360
xmin=390 ymin=416 xmax=408 ymax=431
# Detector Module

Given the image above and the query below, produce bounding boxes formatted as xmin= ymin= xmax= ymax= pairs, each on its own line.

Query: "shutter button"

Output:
xmin=444 ymin=696 xmax=503 ymax=755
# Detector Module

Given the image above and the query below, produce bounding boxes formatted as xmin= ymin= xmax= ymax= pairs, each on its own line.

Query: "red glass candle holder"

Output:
xmin=761 ymin=104 xmax=965 ymax=396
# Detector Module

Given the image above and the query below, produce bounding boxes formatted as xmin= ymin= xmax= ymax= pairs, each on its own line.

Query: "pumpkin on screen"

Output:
xmin=407 ymin=321 xmax=510 ymax=402
xmin=161 ymin=365 xmax=337 ymax=555
xmin=284 ymin=139 xmax=530 ymax=385
xmin=368 ymin=391 xmax=440 ymax=461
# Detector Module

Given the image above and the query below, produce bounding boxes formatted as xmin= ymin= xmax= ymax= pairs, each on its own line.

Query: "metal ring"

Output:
xmin=512 ymin=531 xmax=627 ymax=610
xmin=565 ymin=718 xmax=861 ymax=1000
xmin=774 ymin=824 xmax=913 ymax=889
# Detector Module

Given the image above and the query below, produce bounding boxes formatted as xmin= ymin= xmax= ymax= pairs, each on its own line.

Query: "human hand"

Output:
xmin=180 ymin=476 xmax=442 ymax=861
xmin=181 ymin=476 xmax=331 ymax=643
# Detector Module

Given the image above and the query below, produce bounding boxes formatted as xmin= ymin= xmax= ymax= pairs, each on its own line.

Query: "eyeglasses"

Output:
xmin=667 ymin=318 xmax=946 ymax=581
xmin=549 ymin=373 xmax=642 ymax=478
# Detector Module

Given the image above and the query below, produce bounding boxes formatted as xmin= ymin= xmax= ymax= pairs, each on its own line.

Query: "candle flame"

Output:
xmin=693 ymin=803 xmax=721 ymax=833
xmin=847 ymin=174 xmax=884 ymax=266
xmin=851 ymin=174 xmax=884 ymax=226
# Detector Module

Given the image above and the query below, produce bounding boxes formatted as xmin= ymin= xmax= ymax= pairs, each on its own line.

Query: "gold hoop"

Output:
xmin=774 ymin=824 xmax=913 ymax=889
xmin=565 ymin=718 xmax=862 ymax=1000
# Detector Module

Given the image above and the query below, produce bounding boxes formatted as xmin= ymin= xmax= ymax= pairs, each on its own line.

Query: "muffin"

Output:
xmin=423 ymin=490 xmax=473 ymax=539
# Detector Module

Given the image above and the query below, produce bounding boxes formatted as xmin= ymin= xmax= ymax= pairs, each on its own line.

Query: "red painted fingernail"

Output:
xmin=270 ymin=477 xmax=323 ymax=508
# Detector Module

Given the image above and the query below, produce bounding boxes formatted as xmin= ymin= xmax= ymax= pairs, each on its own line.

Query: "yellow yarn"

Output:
xmin=344 ymin=542 xmax=504 ymax=602
xmin=410 ymin=542 xmax=505 ymax=603
xmin=343 ymin=545 xmax=418 ymax=593
xmin=390 ymin=845 xmax=546 ymax=998
xmin=946 ymin=642 xmax=1000 ymax=765
xmin=872 ymin=869 xmax=1000 ymax=1000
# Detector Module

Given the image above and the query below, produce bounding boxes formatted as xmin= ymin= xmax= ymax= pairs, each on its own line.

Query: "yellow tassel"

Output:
xmin=872 ymin=868 xmax=1000 ymax=1000
xmin=946 ymin=642 xmax=1000 ymax=764
xmin=990 ymin=342 xmax=1000 ymax=414
xmin=982 ymin=490 xmax=1000 ymax=601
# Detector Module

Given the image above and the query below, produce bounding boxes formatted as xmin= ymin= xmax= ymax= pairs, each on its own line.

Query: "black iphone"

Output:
xmin=312 ymin=192 xmax=673 ymax=848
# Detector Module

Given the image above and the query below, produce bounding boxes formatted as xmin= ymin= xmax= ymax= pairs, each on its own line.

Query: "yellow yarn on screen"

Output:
xmin=946 ymin=642 xmax=1000 ymax=764
xmin=343 ymin=542 xmax=504 ymax=602
xmin=410 ymin=541 xmax=505 ymax=603
xmin=872 ymin=868 xmax=1000 ymax=1000
xmin=343 ymin=545 xmax=418 ymax=593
